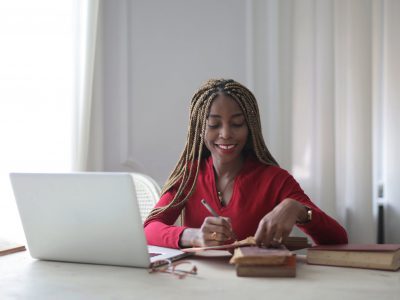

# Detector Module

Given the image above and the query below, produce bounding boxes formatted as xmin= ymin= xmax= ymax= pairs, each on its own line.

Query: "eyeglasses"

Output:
xmin=149 ymin=260 xmax=198 ymax=279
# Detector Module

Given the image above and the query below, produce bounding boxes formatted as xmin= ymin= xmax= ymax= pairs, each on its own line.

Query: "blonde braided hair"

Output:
xmin=146 ymin=79 xmax=278 ymax=221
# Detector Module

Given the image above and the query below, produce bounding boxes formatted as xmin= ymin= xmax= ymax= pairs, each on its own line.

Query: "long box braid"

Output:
xmin=146 ymin=79 xmax=278 ymax=221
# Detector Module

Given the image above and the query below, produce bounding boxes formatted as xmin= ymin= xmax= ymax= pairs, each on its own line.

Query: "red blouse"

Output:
xmin=144 ymin=154 xmax=348 ymax=248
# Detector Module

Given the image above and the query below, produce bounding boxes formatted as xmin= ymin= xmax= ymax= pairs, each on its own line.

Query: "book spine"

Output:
xmin=307 ymin=251 xmax=399 ymax=271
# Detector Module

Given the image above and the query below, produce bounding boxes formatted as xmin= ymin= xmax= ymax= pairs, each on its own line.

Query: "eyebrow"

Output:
xmin=207 ymin=113 xmax=244 ymax=119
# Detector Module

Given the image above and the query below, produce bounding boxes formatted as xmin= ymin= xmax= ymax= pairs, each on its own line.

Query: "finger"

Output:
xmin=204 ymin=224 xmax=232 ymax=241
xmin=280 ymin=229 xmax=292 ymax=246
xmin=206 ymin=216 xmax=232 ymax=229
xmin=223 ymin=217 xmax=238 ymax=238
xmin=254 ymin=221 xmax=266 ymax=246
xmin=196 ymin=235 xmax=222 ymax=247
xmin=221 ymin=217 xmax=237 ymax=240
xmin=263 ymin=223 xmax=276 ymax=247
xmin=205 ymin=217 xmax=235 ymax=239
xmin=203 ymin=216 xmax=220 ymax=225
xmin=201 ymin=231 xmax=227 ymax=245
xmin=270 ymin=227 xmax=284 ymax=247
xmin=206 ymin=231 xmax=224 ymax=242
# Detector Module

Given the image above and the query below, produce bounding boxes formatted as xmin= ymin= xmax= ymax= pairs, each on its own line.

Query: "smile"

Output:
xmin=215 ymin=144 xmax=237 ymax=150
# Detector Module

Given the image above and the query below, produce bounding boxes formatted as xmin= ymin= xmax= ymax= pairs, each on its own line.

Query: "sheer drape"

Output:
xmin=291 ymin=0 xmax=376 ymax=243
xmin=380 ymin=0 xmax=400 ymax=243
xmin=255 ymin=0 xmax=400 ymax=243
xmin=73 ymin=0 xmax=101 ymax=171
xmin=81 ymin=0 xmax=400 ymax=243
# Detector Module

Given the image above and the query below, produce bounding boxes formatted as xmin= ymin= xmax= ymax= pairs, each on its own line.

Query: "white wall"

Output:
xmin=97 ymin=0 xmax=294 ymax=183
xmin=100 ymin=0 xmax=250 ymax=184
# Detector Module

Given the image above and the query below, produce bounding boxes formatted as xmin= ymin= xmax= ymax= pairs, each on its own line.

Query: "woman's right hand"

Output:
xmin=180 ymin=217 xmax=235 ymax=247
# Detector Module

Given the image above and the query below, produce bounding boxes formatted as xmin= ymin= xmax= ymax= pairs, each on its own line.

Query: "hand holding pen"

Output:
xmin=200 ymin=199 xmax=238 ymax=242
xmin=178 ymin=198 xmax=238 ymax=247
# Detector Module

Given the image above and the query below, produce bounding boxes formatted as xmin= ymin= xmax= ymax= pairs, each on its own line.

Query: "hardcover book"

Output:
xmin=307 ymin=244 xmax=400 ymax=271
xmin=235 ymin=255 xmax=296 ymax=277
xmin=229 ymin=246 xmax=294 ymax=265
xmin=230 ymin=246 xmax=296 ymax=277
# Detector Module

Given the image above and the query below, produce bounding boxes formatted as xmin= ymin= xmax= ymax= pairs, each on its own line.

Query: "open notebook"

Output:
xmin=182 ymin=236 xmax=311 ymax=253
xmin=10 ymin=172 xmax=189 ymax=268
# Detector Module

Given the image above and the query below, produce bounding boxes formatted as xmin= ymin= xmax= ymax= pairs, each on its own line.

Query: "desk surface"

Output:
xmin=1 ymin=250 xmax=399 ymax=300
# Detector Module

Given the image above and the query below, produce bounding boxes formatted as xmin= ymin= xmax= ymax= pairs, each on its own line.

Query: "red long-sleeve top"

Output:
xmin=144 ymin=154 xmax=348 ymax=248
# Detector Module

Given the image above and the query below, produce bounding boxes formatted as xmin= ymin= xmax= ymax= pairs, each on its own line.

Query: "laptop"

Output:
xmin=9 ymin=172 xmax=190 ymax=268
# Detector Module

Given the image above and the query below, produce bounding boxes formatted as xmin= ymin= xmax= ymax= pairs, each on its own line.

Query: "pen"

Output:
xmin=200 ymin=198 xmax=237 ymax=241
xmin=201 ymin=198 xmax=219 ymax=217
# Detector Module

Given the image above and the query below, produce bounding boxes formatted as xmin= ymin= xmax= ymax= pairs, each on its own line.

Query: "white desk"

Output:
xmin=1 ymin=251 xmax=399 ymax=300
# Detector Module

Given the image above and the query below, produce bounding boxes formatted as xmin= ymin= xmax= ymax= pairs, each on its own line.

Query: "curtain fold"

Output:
xmin=382 ymin=0 xmax=400 ymax=243
xmin=333 ymin=0 xmax=375 ymax=243
xmin=77 ymin=0 xmax=400 ymax=243
xmin=291 ymin=0 xmax=375 ymax=243
xmin=254 ymin=0 xmax=400 ymax=242
xmin=73 ymin=0 xmax=101 ymax=171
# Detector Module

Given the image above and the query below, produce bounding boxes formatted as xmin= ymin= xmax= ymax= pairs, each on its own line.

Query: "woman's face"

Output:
xmin=204 ymin=94 xmax=249 ymax=165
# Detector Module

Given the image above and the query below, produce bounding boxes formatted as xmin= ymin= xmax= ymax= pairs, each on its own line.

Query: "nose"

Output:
xmin=219 ymin=124 xmax=232 ymax=139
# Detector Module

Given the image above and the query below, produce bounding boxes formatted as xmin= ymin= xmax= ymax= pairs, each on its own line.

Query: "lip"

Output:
xmin=215 ymin=144 xmax=237 ymax=154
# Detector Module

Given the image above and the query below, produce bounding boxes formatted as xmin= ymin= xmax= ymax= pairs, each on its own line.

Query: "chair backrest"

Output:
xmin=130 ymin=173 xmax=161 ymax=223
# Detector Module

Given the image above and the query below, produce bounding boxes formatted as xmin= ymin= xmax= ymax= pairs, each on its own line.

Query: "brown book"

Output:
xmin=230 ymin=246 xmax=297 ymax=277
xmin=307 ymin=244 xmax=400 ymax=271
xmin=0 ymin=239 xmax=26 ymax=256
xmin=230 ymin=246 xmax=294 ymax=266
xmin=284 ymin=236 xmax=312 ymax=251
xmin=236 ymin=255 xmax=296 ymax=277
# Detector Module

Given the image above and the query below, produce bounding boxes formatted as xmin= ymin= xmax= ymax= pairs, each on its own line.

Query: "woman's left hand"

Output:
xmin=254 ymin=198 xmax=305 ymax=247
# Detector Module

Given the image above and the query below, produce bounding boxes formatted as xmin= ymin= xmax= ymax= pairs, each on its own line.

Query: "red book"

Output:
xmin=307 ymin=244 xmax=400 ymax=271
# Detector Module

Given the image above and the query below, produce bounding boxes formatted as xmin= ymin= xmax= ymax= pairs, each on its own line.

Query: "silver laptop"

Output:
xmin=9 ymin=172 xmax=189 ymax=268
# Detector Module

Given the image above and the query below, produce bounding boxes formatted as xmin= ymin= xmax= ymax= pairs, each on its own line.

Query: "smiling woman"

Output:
xmin=144 ymin=79 xmax=348 ymax=249
xmin=204 ymin=95 xmax=249 ymax=206
xmin=0 ymin=1 xmax=76 ymax=241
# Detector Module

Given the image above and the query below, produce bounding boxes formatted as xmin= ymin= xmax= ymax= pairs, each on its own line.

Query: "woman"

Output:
xmin=144 ymin=79 xmax=348 ymax=248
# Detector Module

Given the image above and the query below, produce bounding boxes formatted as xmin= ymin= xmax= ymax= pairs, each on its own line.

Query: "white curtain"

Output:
xmin=381 ymin=0 xmax=400 ymax=243
xmin=80 ymin=0 xmax=400 ymax=243
xmin=292 ymin=0 xmax=376 ymax=243
xmin=255 ymin=0 xmax=400 ymax=243
xmin=73 ymin=0 xmax=102 ymax=171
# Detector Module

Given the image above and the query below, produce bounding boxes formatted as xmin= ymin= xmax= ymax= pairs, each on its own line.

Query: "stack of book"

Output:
xmin=230 ymin=246 xmax=296 ymax=277
xmin=181 ymin=235 xmax=309 ymax=277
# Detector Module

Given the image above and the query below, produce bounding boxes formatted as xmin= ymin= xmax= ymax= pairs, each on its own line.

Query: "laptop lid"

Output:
xmin=9 ymin=172 xmax=188 ymax=268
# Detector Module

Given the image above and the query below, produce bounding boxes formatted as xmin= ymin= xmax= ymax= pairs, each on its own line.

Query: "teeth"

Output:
xmin=217 ymin=144 xmax=235 ymax=150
